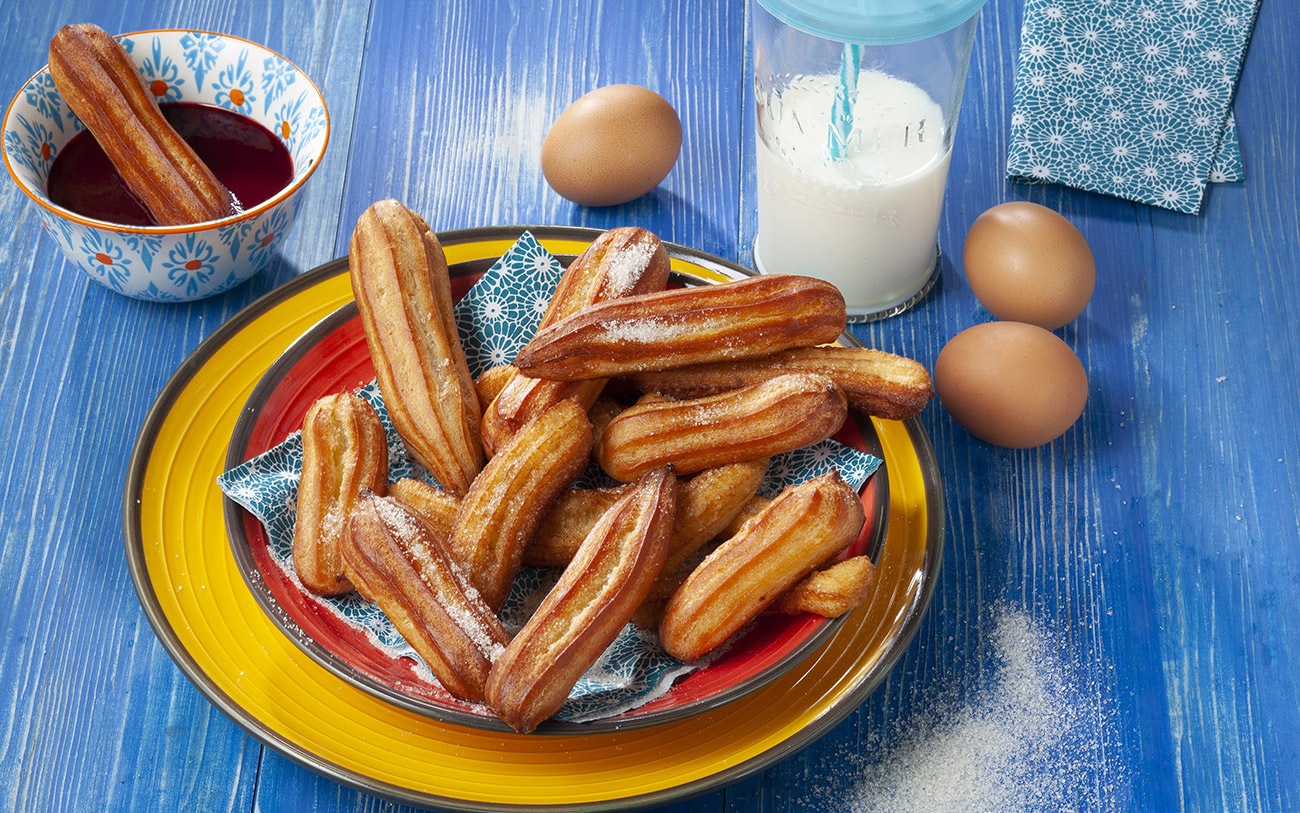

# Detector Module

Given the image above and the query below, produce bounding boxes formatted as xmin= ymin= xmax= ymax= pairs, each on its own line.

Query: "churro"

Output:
xmin=597 ymin=374 xmax=847 ymax=482
xmin=513 ymin=274 xmax=846 ymax=381
xmin=630 ymin=345 xmax=933 ymax=421
xmin=342 ymin=492 xmax=508 ymax=702
xmin=48 ymin=24 xmax=236 ymax=225
xmin=485 ymin=468 xmax=675 ymax=733
xmin=448 ymin=400 xmax=592 ymax=609
xmin=292 ymin=393 xmax=387 ymax=596
xmin=349 ymin=199 xmax=482 ymax=494
xmin=660 ymin=471 xmax=865 ymax=662
xmin=774 ymin=555 xmax=876 ymax=617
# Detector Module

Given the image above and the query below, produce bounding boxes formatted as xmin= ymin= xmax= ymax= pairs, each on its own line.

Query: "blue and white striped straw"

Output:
xmin=828 ymin=43 xmax=862 ymax=161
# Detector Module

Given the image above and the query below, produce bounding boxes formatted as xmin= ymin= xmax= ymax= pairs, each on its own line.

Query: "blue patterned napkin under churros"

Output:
xmin=1007 ymin=0 xmax=1260 ymax=213
xmin=217 ymin=232 xmax=880 ymax=723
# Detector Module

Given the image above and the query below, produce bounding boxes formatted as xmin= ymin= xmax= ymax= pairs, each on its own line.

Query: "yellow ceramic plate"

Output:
xmin=124 ymin=226 xmax=943 ymax=811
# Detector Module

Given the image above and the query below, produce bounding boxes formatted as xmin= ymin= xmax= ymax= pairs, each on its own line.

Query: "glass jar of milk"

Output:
xmin=752 ymin=0 xmax=985 ymax=321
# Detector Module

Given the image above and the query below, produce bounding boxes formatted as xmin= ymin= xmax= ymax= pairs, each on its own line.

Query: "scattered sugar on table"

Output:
xmin=800 ymin=604 xmax=1125 ymax=812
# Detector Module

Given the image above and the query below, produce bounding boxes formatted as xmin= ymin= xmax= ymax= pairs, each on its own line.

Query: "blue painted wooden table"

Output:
xmin=1 ymin=0 xmax=1296 ymax=810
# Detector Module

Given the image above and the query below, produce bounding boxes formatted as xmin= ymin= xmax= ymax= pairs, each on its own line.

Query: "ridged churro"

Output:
xmin=512 ymin=274 xmax=847 ymax=381
xmin=342 ymin=492 xmax=509 ymax=702
xmin=292 ymin=394 xmax=388 ymax=596
xmin=48 ymin=24 xmax=235 ymax=225
xmin=774 ymin=555 xmax=876 ymax=617
xmin=448 ymin=400 xmax=592 ymax=609
xmin=630 ymin=345 xmax=934 ymax=421
xmin=597 ymin=373 xmax=847 ymax=482
xmin=660 ymin=471 xmax=865 ymax=662
xmin=349 ymin=199 xmax=482 ymax=494
xmin=662 ymin=458 xmax=769 ymax=574
xmin=485 ymin=468 xmax=675 ymax=733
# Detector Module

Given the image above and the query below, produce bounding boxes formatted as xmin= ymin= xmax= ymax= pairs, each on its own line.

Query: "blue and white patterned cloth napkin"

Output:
xmin=217 ymin=232 xmax=881 ymax=723
xmin=1006 ymin=0 xmax=1260 ymax=213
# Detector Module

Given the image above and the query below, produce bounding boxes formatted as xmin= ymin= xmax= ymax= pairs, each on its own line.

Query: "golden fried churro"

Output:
xmin=386 ymin=478 xmax=459 ymax=540
xmin=485 ymin=468 xmax=675 ymax=733
xmin=629 ymin=346 xmax=934 ymax=421
xmin=597 ymin=374 xmax=847 ymax=482
xmin=660 ymin=471 xmax=865 ymax=662
xmin=774 ymin=555 xmax=876 ymax=617
xmin=48 ymin=24 xmax=235 ymax=225
xmin=342 ymin=492 xmax=508 ymax=702
xmin=512 ymin=275 xmax=847 ymax=381
xmin=349 ymin=199 xmax=482 ymax=494
xmin=481 ymin=227 xmax=670 ymax=455
xmin=448 ymin=400 xmax=592 ymax=609
xmin=523 ymin=485 xmax=631 ymax=568
xmin=474 ymin=365 xmax=517 ymax=414
xmin=292 ymin=394 xmax=388 ymax=596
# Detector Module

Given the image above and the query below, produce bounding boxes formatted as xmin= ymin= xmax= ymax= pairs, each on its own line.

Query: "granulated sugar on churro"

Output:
xmin=601 ymin=315 xmax=689 ymax=345
xmin=602 ymin=237 xmax=655 ymax=298
xmin=800 ymin=605 xmax=1125 ymax=813
xmin=373 ymin=496 xmax=506 ymax=662
xmin=372 ymin=495 xmax=426 ymax=541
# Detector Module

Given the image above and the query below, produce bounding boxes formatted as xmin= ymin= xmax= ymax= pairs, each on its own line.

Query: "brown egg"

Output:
xmin=934 ymin=322 xmax=1088 ymax=448
xmin=963 ymin=201 xmax=1095 ymax=329
xmin=542 ymin=85 xmax=682 ymax=207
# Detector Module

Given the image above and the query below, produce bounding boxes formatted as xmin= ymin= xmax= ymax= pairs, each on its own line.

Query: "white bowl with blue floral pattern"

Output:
xmin=2 ymin=29 xmax=328 ymax=302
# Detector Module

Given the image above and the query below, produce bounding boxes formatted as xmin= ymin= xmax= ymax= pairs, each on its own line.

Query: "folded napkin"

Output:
xmin=217 ymin=232 xmax=881 ymax=723
xmin=1006 ymin=0 xmax=1260 ymax=213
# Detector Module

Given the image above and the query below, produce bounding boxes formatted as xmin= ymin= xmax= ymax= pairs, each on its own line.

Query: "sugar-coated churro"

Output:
xmin=597 ymin=374 xmax=847 ymax=482
xmin=342 ymin=491 xmax=508 ymax=702
xmin=513 ymin=274 xmax=847 ymax=381
xmin=448 ymin=400 xmax=592 ymax=609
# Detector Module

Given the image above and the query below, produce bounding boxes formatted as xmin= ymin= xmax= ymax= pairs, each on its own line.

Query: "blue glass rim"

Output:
xmin=754 ymin=0 xmax=987 ymax=44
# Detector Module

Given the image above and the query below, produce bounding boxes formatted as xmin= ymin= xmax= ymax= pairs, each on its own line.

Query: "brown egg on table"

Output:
xmin=934 ymin=321 xmax=1088 ymax=449
xmin=963 ymin=201 xmax=1096 ymax=330
xmin=542 ymin=85 xmax=682 ymax=207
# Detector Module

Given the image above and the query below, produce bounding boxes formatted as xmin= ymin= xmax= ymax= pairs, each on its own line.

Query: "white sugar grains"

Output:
xmin=602 ymin=315 xmax=686 ymax=345
xmin=602 ymin=238 xmax=655 ymax=297
xmin=820 ymin=605 xmax=1124 ymax=813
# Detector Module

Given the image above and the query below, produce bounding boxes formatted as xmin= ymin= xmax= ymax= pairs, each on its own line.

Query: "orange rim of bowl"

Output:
xmin=1 ymin=28 xmax=329 ymax=235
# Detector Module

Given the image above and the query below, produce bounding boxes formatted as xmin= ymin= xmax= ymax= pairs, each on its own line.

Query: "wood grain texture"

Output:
xmin=336 ymin=0 xmax=743 ymax=260
xmin=0 ymin=0 xmax=1296 ymax=810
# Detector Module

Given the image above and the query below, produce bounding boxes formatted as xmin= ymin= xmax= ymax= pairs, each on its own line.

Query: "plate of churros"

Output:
xmin=126 ymin=222 xmax=943 ymax=810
